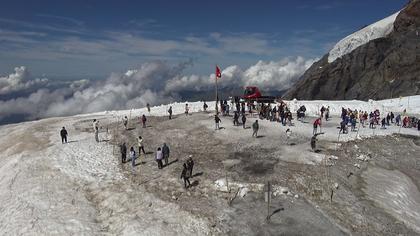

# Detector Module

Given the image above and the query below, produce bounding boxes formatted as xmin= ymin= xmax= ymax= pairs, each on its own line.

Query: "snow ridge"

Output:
xmin=328 ymin=11 xmax=400 ymax=63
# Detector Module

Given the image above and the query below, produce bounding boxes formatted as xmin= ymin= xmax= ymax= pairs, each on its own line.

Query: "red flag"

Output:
xmin=215 ymin=65 xmax=222 ymax=79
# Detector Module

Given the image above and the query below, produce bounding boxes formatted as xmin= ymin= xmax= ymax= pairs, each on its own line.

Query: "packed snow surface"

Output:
xmin=328 ymin=11 xmax=400 ymax=63
xmin=0 ymin=95 xmax=419 ymax=235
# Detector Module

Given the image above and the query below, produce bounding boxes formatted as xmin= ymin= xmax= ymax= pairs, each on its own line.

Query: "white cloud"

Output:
xmin=0 ymin=57 xmax=314 ymax=122
xmin=243 ymin=56 xmax=316 ymax=89
xmin=0 ymin=66 xmax=48 ymax=95
xmin=164 ymin=57 xmax=315 ymax=93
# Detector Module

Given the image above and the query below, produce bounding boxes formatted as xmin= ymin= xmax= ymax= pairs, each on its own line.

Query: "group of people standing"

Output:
xmin=119 ymin=136 xmax=172 ymax=172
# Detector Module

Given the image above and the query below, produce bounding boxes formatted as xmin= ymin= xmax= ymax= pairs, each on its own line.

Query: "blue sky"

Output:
xmin=0 ymin=0 xmax=407 ymax=78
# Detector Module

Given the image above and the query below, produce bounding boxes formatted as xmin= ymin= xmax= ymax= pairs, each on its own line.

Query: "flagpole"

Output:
xmin=215 ymin=65 xmax=219 ymax=115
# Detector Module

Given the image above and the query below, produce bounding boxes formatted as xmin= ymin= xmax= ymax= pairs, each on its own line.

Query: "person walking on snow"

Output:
xmin=123 ymin=116 xmax=128 ymax=130
xmin=369 ymin=116 xmax=375 ymax=129
xmin=162 ymin=143 xmax=170 ymax=166
xmin=137 ymin=136 xmax=146 ymax=155
xmin=325 ymin=106 xmax=330 ymax=121
xmin=381 ymin=118 xmax=386 ymax=129
xmin=187 ymin=155 xmax=194 ymax=177
xmin=395 ymin=114 xmax=401 ymax=126
xmin=313 ymin=118 xmax=321 ymax=135
xmin=156 ymin=147 xmax=163 ymax=169
xmin=141 ymin=115 xmax=147 ymax=128
xmin=168 ymin=106 xmax=173 ymax=120
xmin=120 ymin=142 xmax=127 ymax=163
xmin=93 ymin=119 xmax=99 ymax=142
xmin=180 ymin=163 xmax=191 ymax=189
xmin=129 ymin=147 xmax=136 ymax=172
xmin=146 ymin=103 xmax=151 ymax=113
xmin=252 ymin=120 xmax=259 ymax=137
xmin=311 ymin=133 xmax=321 ymax=150
xmin=233 ymin=112 xmax=239 ymax=126
xmin=339 ymin=120 xmax=347 ymax=134
xmin=241 ymin=114 xmax=247 ymax=129
xmin=286 ymin=128 xmax=292 ymax=139
xmin=185 ymin=103 xmax=189 ymax=116
xmin=60 ymin=127 xmax=68 ymax=144
xmin=203 ymin=102 xmax=208 ymax=112
xmin=215 ymin=114 xmax=221 ymax=130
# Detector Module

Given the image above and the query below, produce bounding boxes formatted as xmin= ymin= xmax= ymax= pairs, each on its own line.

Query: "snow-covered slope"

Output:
xmin=328 ymin=11 xmax=400 ymax=63
xmin=0 ymin=96 xmax=419 ymax=235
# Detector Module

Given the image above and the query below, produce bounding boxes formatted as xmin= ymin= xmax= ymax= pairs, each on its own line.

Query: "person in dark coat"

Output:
xmin=381 ymin=118 xmax=386 ymax=129
xmin=168 ymin=106 xmax=173 ymax=120
xmin=311 ymin=134 xmax=319 ymax=150
xmin=233 ymin=112 xmax=239 ymax=126
xmin=241 ymin=114 xmax=246 ymax=129
xmin=180 ymin=163 xmax=191 ymax=188
xmin=187 ymin=155 xmax=194 ymax=177
xmin=340 ymin=120 xmax=347 ymax=134
xmin=162 ymin=143 xmax=170 ymax=166
xmin=203 ymin=102 xmax=208 ymax=112
xmin=141 ymin=114 xmax=147 ymax=128
xmin=60 ymin=127 xmax=68 ymax=144
xmin=120 ymin=142 xmax=127 ymax=163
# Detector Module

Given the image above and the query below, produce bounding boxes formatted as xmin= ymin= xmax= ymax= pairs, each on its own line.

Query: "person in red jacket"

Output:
xmin=313 ymin=118 xmax=322 ymax=135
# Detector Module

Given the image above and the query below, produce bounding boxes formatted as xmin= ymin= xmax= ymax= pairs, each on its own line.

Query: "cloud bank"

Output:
xmin=0 ymin=66 xmax=48 ymax=95
xmin=0 ymin=57 xmax=315 ymax=124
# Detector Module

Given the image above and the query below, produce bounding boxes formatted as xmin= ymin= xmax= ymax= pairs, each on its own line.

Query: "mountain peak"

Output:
xmin=284 ymin=0 xmax=420 ymax=100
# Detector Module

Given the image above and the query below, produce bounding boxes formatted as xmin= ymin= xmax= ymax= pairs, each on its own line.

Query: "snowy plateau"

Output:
xmin=0 ymin=96 xmax=419 ymax=235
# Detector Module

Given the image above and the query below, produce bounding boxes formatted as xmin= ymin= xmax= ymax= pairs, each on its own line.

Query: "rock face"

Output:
xmin=284 ymin=0 xmax=420 ymax=100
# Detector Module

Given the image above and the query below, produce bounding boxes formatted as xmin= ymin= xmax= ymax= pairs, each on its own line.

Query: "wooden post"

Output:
xmin=112 ymin=117 xmax=115 ymax=155
xmin=225 ymin=169 xmax=230 ymax=193
xmin=266 ymin=181 xmax=271 ymax=221
xmin=128 ymin=109 xmax=132 ymax=129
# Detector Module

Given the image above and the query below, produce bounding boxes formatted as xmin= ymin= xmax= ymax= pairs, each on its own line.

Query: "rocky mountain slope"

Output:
xmin=284 ymin=0 xmax=420 ymax=100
